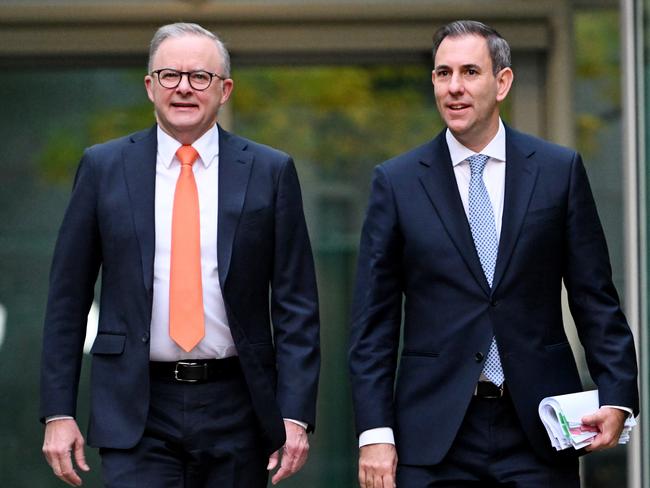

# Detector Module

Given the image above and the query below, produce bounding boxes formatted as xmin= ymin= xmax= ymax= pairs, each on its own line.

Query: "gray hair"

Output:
xmin=148 ymin=22 xmax=231 ymax=77
xmin=432 ymin=20 xmax=511 ymax=75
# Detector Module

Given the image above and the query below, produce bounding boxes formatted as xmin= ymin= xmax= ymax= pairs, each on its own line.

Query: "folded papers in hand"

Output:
xmin=538 ymin=390 xmax=637 ymax=450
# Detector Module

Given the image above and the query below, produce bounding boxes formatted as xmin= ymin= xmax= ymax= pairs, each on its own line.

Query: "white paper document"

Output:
xmin=538 ymin=390 xmax=637 ymax=450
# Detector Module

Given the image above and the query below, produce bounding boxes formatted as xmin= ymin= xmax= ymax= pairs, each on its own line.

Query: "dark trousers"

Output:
xmin=397 ymin=390 xmax=580 ymax=488
xmin=100 ymin=366 xmax=268 ymax=488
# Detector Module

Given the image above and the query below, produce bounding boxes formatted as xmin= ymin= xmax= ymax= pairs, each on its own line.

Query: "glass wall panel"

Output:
xmin=0 ymin=68 xmax=151 ymax=487
xmin=573 ymin=9 xmax=630 ymax=487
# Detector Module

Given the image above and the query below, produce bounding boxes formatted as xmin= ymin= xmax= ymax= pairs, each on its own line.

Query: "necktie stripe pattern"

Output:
xmin=169 ymin=145 xmax=205 ymax=352
xmin=467 ymin=154 xmax=504 ymax=386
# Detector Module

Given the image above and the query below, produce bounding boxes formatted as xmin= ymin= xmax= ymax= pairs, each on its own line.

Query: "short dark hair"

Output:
xmin=432 ymin=20 xmax=511 ymax=75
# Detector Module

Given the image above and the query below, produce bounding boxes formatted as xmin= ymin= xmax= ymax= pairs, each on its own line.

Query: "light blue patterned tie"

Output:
xmin=467 ymin=154 xmax=504 ymax=386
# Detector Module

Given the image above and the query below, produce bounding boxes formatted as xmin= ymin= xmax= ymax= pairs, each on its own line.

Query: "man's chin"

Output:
xmin=445 ymin=123 xmax=470 ymax=139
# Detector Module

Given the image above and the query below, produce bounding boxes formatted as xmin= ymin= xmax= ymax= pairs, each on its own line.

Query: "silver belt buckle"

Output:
xmin=174 ymin=361 xmax=205 ymax=382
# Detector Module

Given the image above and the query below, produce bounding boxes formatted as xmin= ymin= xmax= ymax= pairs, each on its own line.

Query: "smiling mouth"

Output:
xmin=448 ymin=104 xmax=470 ymax=111
xmin=171 ymin=102 xmax=198 ymax=109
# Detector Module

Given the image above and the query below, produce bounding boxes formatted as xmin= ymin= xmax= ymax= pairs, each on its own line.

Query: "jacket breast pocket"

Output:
xmin=239 ymin=206 xmax=273 ymax=228
xmin=523 ymin=206 xmax=563 ymax=227
xmin=90 ymin=333 xmax=126 ymax=355
xmin=236 ymin=207 xmax=273 ymax=245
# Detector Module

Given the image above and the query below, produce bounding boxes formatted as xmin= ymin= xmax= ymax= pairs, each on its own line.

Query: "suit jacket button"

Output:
xmin=141 ymin=332 xmax=150 ymax=343
xmin=475 ymin=352 xmax=484 ymax=362
xmin=490 ymin=299 xmax=498 ymax=307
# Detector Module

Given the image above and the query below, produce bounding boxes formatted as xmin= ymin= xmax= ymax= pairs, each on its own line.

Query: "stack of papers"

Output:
xmin=538 ymin=390 xmax=637 ymax=450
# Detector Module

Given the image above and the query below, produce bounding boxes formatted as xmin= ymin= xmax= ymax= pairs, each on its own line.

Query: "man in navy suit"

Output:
xmin=349 ymin=20 xmax=638 ymax=487
xmin=40 ymin=22 xmax=320 ymax=487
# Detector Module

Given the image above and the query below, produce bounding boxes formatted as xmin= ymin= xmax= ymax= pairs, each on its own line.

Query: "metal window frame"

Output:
xmin=622 ymin=0 xmax=646 ymax=487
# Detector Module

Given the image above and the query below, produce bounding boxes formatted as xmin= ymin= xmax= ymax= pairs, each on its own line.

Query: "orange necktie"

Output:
xmin=169 ymin=145 xmax=205 ymax=352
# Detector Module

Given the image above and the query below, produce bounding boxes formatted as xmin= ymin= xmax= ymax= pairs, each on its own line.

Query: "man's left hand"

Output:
xmin=267 ymin=420 xmax=309 ymax=484
xmin=582 ymin=407 xmax=627 ymax=452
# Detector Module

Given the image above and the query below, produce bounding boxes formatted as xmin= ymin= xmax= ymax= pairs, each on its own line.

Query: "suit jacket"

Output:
xmin=349 ymin=126 xmax=639 ymax=465
xmin=40 ymin=125 xmax=320 ymax=454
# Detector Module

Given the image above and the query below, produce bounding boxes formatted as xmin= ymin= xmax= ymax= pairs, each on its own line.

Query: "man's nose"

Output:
xmin=176 ymin=73 xmax=193 ymax=92
xmin=449 ymin=73 xmax=464 ymax=94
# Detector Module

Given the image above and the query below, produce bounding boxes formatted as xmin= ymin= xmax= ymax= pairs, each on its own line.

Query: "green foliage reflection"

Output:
xmin=38 ymin=103 xmax=153 ymax=184
xmin=233 ymin=65 xmax=442 ymax=182
xmin=575 ymin=11 xmax=621 ymax=158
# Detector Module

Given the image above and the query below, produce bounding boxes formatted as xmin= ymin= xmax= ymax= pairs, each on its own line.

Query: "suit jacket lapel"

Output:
xmin=491 ymin=127 xmax=539 ymax=291
xmin=418 ymin=134 xmax=491 ymax=295
xmin=123 ymin=126 xmax=157 ymax=296
xmin=217 ymin=126 xmax=254 ymax=286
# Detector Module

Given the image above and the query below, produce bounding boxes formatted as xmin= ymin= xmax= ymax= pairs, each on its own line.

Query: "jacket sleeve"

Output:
xmin=348 ymin=165 xmax=404 ymax=435
xmin=270 ymin=157 xmax=320 ymax=431
xmin=563 ymin=152 xmax=639 ymax=414
xmin=39 ymin=150 xmax=102 ymax=421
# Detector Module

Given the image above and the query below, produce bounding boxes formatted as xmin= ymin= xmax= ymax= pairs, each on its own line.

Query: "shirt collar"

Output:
xmin=446 ymin=119 xmax=506 ymax=167
xmin=156 ymin=124 xmax=220 ymax=169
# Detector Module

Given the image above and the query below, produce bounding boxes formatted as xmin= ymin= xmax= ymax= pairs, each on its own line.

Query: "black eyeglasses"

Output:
xmin=151 ymin=68 xmax=227 ymax=91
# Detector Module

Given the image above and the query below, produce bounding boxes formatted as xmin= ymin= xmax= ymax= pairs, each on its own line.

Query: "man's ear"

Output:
xmin=219 ymin=78 xmax=234 ymax=105
xmin=144 ymin=75 xmax=155 ymax=103
xmin=496 ymin=67 xmax=514 ymax=103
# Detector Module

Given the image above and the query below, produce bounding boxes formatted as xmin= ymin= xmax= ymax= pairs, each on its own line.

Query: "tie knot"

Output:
xmin=467 ymin=154 xmax=489 ymax=175
xmin=176 ymin=145 xmax=199 ymax=167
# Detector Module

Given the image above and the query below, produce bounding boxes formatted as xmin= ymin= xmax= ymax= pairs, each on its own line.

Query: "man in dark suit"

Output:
xmin=40 ymin=22 xmax=320 ymax=487
xmin=349 ymin=20 xmax=638 ymax=487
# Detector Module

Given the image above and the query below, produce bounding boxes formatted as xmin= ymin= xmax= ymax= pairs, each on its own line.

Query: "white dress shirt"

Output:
xmin=447 ymin=120 xmax=506 ymax=238
xmin=149 ymin=125 xmax=237 ymax=361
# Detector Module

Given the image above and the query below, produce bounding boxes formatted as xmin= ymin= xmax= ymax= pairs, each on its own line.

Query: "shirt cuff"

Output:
xmin=359 ymin=427 xmax=395 ymax=447
xmin=45 ymin=415 xmax=74 ymax=423
xmin=284 ymin=418 xmax=308 ymax=430
xmin=601 ymin=405 xmax=634 ymax=417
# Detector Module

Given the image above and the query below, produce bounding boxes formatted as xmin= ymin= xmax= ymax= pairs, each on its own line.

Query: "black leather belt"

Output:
xmin=149 ymin=357 xmax=240 ymax=383
xmin=474 ymin=381 xmax=505 ymax=399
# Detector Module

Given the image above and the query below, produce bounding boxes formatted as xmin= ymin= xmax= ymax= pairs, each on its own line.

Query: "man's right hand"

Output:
xmin=358 ymin=443 xmax=397 ymax=488
xmin=42 ymin=418 xmax=89 ymax=486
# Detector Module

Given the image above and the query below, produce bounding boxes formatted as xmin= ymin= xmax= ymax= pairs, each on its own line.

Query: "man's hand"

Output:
xmin=358 ymin=443 xmax=397 ymax=488
xmin=582 ymin=407 xmax=627 ymax=452
xmin=267 ymin=420 xmax=309 ymax=485
xmin=42 ymin=418 xmax=90 ymax=486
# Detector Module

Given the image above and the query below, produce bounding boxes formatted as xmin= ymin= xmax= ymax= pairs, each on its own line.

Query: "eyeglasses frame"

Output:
xmin=150 ymin=68 xmax=228 ymax=91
